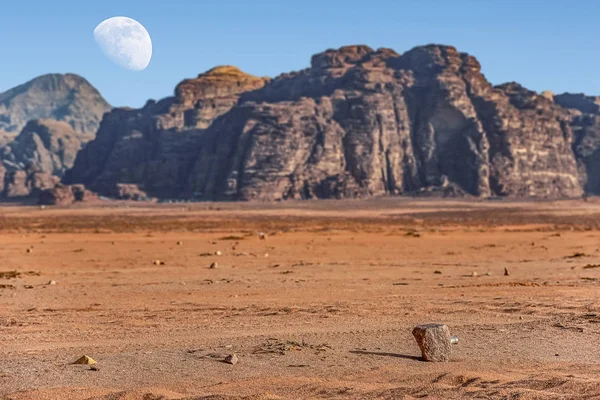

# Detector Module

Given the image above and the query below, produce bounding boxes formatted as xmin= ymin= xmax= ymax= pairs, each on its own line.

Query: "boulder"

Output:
xmin=412 ymin=323 xmax=452 ymax=362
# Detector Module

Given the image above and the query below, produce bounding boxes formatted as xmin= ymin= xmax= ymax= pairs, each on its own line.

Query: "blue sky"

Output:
xmin=1 ymin=0 xmax=598 ymax=107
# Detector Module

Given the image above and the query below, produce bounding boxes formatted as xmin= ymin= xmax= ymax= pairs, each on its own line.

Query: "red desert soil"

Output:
xmin=1 ymin=198 xmax=600 ymax=399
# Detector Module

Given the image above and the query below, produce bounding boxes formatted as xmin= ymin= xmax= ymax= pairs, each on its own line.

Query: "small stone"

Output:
xmin=264 ymin=253 xmax=269 ymax=258
xmin=48 ymin=280 xmax=56 ymax=285
xmin=504 ymin=267 xmax=510 ymax=276
xmin=412 ymin=323 xmax=452 ymax=362
xmin=434 ymin=270 xmax=442 ymax=274
xmin=215 ymin=251 xmax=222 ymax=256
xmin=177 ymin=241 xmax=183 ymax=245
xmin=471 ymin=271 xmax=478 ymax=277
xmin=153 ymin=259 xmax=165 ymax=266
xmin=224 ymin=353 xmax=239 ymax=365
xmin=26 ymin=248 xmax=32 ymax=254
xmin=209 ymin=262 xmax=218 ymax=269
xmin=485 ymin=272 xmax=492 ymax=276
xmin=258 ymin=232 xmax=267 ymax=240
xmin=72 ymin=355 xmax=97 ymax=365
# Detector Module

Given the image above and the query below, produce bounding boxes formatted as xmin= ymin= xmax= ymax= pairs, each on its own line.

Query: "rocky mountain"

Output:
xmin=0 ymin=74 xmax=110 ymax=199
xmin=0 ymin=73 xmax=110 ymax=145
xmin=64 ymin=44 xmax=597 ymax=201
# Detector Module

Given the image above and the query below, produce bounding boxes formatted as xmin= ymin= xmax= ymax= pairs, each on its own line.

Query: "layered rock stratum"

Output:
xmin=66 ymin=44 xmax=594 ymax=201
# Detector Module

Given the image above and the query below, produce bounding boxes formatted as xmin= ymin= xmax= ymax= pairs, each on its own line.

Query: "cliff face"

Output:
xmin=66 ymin=44 xmax=591 ymax=200
xmin=64 ymin=66 xmax=268 ymax=198
xmin=185 ymin=45 xmax=581 ymax=200
xmin=554 ymin=94 xmax=600 ymax=194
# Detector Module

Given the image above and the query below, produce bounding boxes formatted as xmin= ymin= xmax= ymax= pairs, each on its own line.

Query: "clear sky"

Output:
xmin=1 ymin=0 xmax=598 ymax=107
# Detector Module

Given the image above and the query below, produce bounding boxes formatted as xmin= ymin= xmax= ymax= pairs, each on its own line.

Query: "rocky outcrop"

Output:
xmin=0 ymin=73 xmax=111 ymax=144
xmin=3 ymin=119 xmax=92 ymax=176
xmin=64 ymin=66 xmax=268 ymax=198
xmin=0 ymin=167 xmax=59 ymax=199
xmin=184 ymin=45 xmax=581 ymax=200
xmin=38 ymin=183 xmax=99 ymax=206
xmin=66 ymin=44 xmax=591 ymax=200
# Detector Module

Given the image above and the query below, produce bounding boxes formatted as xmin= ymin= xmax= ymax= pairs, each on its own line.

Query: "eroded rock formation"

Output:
xmin=64 ymin=44 xmax=597 ymax=200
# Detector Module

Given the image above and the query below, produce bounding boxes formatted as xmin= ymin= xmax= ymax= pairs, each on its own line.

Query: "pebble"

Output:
xmin=412 ymin=323 xmax=452 ymax=362
xmin=485 ymin=272 xmax=492 ymax=276
xmin=26 ymin=248 xmax=32 ymax=254
xmin=48 ymin=280 xmax=56 ymax=285
xmin=471 ymin=271 xmax=479 ymax=277
xmin=177 ymin=241 xmax=183 ymax=245
xmin=224 ymin=353 xmax=239 ymax=365
xmin=209 ymin=262 xmax=218 ymax=269
xmin=215 ymin=251 xmax=222 ymax=256
xmin=153 ymin=259 xmax=165 ymax=266
xmin=504 ymin=267 xmax=510 ymax=276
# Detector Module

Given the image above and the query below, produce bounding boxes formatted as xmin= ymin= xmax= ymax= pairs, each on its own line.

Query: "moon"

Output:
xmin=93 ymin=17 xmax=152 ymax=71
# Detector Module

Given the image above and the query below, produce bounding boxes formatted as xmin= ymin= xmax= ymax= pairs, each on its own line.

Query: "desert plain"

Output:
xmin=1 ymin=198 xmax=600 ymax=399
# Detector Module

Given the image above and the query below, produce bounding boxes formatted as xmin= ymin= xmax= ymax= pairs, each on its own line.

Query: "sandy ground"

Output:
xmin=1 ymin=198 xmax=600 ymax=399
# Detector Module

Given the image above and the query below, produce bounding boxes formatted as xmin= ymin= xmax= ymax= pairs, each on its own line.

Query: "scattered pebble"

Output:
xmin=215 ymin=251 xmax=222 ymax=256
xmin=224 ymin=354 xmax=239 ymax=365
xmin=504 ymin=268 xmax=510 ymax=276
xmin=258 ymin=232 xmax=267 ymax=240
xmin=48 ymin=280 xmax=56 ymax=285
xmin=177 ymin=241 xmax=183 ymax=245
xmin=485 ymin=272 xmax=492 ymax=276
xmin=434 ymin=270 xmax=442 ymax=274
xmin=26 ymin=248 xmax=32 ymax=254
xmin=209 ymin=262 xmax=218 ymax=269
xmin=153 ymin=259 xmax=165 ymax=266
xmin=471 ymin=271 xmax=479 ymax=277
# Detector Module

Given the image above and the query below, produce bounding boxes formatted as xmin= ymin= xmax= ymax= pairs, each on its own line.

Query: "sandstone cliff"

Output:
xmin=65 ymin=45 xmax=595 ymax=200
xmin=65 ymin=66 xmax=268 ymax=198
